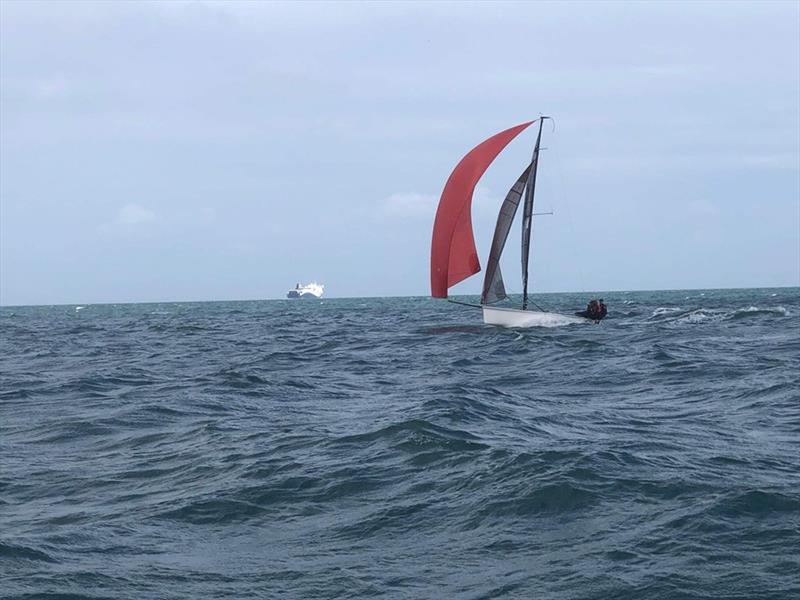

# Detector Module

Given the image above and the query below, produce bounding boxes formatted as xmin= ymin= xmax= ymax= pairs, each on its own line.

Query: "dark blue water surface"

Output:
xmin=2 ymin=288 xmax=799 ymax=599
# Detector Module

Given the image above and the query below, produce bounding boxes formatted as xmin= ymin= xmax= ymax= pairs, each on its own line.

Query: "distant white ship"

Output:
xmin=287 ymin=282 xmax=324 ymax=299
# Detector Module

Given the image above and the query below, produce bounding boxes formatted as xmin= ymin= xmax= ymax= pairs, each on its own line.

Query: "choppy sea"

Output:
xmin=1 ymin=288 xmax=799 ymax=599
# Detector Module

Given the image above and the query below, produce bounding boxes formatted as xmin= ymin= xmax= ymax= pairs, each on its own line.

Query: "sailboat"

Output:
xmin=430 ymin=118 xmax=587 ymax=327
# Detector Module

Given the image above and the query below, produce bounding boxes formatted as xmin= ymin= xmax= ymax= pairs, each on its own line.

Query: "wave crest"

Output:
xmin=651 ymin=305 xmax=789 ymax=324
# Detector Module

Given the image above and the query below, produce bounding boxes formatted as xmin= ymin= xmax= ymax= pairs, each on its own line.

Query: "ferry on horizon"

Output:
xmin=287 ymin=282 xmax=324 ymax=299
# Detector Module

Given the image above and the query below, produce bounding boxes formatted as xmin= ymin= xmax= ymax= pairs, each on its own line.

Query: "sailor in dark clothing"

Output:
xmin=576 ymin=298 xmax=607 ymax=323
xmin=577 ymin=299 xmax=597 ymax=320
xmin=597 ymin=299 xmax=608 ymax=320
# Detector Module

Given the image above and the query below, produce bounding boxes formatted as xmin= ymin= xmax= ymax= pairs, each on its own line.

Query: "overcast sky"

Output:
xmin=1 ymin=0 xmax=798 ymax=305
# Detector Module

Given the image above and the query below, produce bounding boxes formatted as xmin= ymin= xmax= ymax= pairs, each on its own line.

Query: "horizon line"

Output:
xmin=1 ymin=284 xmax=798 ymax=309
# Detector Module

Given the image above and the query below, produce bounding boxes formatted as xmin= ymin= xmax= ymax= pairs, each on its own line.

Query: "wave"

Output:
xmin=8 ymin=594 xmax=112 ymax=600
xmin=731 ymin=306 xmax=788 ymax=319
xmin=3 ymin=291 xmax=799 ymax=599
xmin=651 ymin=306 xmax=682 ymax=317
xmin=531 ymin=313 xmax=590 ymax=328
xmin=214 ymin=369 xmax=271 ymax=389
xmin=468 ymin=481 xmax=597 ymax=524
xmin=649 ymin=307 xmax=724 ymax=323
xmin=650 ymin=305 xmax=789 ymax=324
xmin=0 ymin=542 xmax=56 ymax=563
xmin=155 ymin=497 xmax=268 ymax=525
xmin=711 ymin=489 xmax=800 ymax=516
xmin=332 ymin=419 xmax=488 ymax=453
xmin=676 ymin=309 xmax=728 ymax=324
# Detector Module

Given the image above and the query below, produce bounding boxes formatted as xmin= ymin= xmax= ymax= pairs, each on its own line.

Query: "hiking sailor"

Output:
xmin=576 ymin=298 xmax=608 ymax=323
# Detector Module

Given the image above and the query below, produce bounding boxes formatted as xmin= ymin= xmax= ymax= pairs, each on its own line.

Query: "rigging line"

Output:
xmin=496 ymin=284 xmax=550 ymax=312
xmin=452 ymin=292 xmax=548 ymax=312
xmin=527 ymin=298 xmax=548 ymax=312
xmin=446 ymin=298 xmax=483 ymax=309
xmin=551 ymin=132 xmax=587 ymax=294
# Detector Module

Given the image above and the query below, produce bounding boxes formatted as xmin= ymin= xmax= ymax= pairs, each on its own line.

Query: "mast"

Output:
xmin=521 ymin=117 xmax=547 ymax=310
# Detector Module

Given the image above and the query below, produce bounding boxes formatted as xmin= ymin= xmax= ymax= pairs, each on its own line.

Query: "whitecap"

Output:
xmin=733 ymin=306 xmax=788 ymax=318
xmin=676 ymin=309 xmax=727 ymax=324
xmin=652 ymin=306 xmax=681 ymax=317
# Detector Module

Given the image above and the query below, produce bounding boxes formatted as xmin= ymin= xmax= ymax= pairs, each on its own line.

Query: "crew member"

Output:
xmin=587 ymin=299 xmax=599 ymax=320
xmin=597 ymin=299 xmax=608 ymax=320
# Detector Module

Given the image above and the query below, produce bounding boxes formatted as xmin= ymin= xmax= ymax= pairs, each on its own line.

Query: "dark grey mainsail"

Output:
xmin=480 ymin=163 xmax=532 ymax=304
xmin=521 ymin=118 xmax=545 ymax=310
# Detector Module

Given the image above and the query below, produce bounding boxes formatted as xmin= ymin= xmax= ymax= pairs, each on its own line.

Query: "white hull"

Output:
xmin=482 ymin=306 xmax=587 ymax=328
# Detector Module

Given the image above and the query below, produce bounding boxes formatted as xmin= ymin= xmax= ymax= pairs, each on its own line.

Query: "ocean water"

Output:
xmin=1 ymin=288 xmax=799 ymax=599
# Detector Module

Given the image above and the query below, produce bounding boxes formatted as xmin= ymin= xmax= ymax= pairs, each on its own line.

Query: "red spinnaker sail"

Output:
xmin=430 ymin=121 xmax=534 ymax=298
